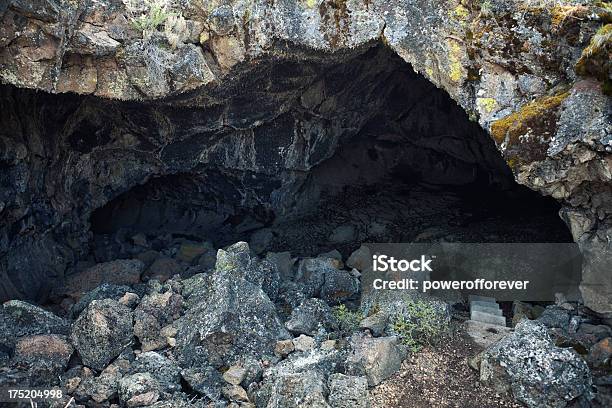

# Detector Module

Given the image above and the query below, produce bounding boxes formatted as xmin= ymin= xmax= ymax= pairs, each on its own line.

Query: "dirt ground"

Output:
xmin=369 ymin=324 xmax=522 ymax=408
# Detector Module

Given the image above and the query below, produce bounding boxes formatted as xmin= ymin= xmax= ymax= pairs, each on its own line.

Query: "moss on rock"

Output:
xmin=576 ymin=23 xmax=611 ymax=81
xmin=491 ymin=91 xmax=570 ymax=167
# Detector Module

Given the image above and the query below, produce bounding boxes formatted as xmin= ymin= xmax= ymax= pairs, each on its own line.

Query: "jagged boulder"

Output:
xmin=215 ymin=242 xmax=281 ymax=301
xmin=255 ymin=345 xmax=345 ymax=407
xmin=71 ymin=299 xmax=134 ymax=370
xmin=294 ymin=258 xmax=338 ymax=298
xmin=285 ymin=298 xmax=336 ymax=336
xmin=264 ymin=370 xmax=329 ymax=408
xmin=0 ymin=300 xmax=70 ymax=348
xmin=345 ymin=333 xmax=406 ymax=386
xmin=479 ymin=319 xmax=593 ymax=407
xmin=174 ymin=260 xmax=289 ymax=369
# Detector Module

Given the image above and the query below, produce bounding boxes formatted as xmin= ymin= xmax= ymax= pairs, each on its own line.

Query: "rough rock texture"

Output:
xmin=0 ymin=300 xmax=70 ymax=348
xmin=71 ymin=299 xmax=134 ymax=370
xmin=346 ymin=333 xmax=407 ymax=387
xmin=11 ymin=334 xmax=74 ymax=385
xmin=256 ymin=345 xmax=346 ymax=408
xmin=2 ymin=240 xmax=608 ymax=407
xmin=285 ymin=298 xmax=335 ymax=336
xmin=0 ymin=1 xmax=610 ymax=317
xmin=174 ymin=243 xmax=290 ymax=369
xmin=264 ymin=370 xmax=329 ymax=408
xmin=327 ymin=373 xmax=369 ymax=408
xmin=479 ymin=319 xmax=593 ymax=407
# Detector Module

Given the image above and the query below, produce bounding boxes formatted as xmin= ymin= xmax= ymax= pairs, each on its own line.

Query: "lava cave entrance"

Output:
xmin=1 ymin=44 xmax=573 ymax=301
xmin=88 ymin=46 xmax=572 ymax=262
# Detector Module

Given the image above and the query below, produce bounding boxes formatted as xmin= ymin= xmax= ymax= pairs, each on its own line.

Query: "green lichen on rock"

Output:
xmin=477 ymin=97 xmax=497 ymax=114
xmin=447 ymin=39 xmax=464 ymax=83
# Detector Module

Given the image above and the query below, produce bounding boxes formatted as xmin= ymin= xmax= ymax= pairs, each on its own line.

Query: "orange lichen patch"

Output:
xmin=491 ymin=92 xmax=570 ymax=147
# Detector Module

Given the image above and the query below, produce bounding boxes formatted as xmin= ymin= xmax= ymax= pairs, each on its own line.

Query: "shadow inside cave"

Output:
xmin=89 ymin=45 xmax=573 ymax=262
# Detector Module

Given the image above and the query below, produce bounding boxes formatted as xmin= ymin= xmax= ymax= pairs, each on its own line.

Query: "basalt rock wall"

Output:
xmin=1 ymin=0 xmax=611 ymax=314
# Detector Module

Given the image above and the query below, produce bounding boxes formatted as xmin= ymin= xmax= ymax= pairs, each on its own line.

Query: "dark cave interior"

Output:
xmin=88 ymin=46 xmax=573 ymax=261
xmin=0 ymin=44 xmax=573 ymax=302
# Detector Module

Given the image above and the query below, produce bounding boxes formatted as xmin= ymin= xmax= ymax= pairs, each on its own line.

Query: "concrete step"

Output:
xmin=470 ymin=300 xmax=501 ymax=310
xmin=468 ymin=294 xmax=496 ymax=304
xmin=470 ymin=310 xmax=507 ymax=327
xmin=471 ymin=304 xmax=503 ymax=316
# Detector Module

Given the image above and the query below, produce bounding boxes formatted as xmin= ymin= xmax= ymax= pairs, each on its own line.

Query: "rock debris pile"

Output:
xmin=0 ymin=240 xmax=609 ymax=407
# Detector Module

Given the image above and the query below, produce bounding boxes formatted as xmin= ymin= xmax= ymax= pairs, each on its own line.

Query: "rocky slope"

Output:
xmin=0 ymin=1 xmax=611 ymax=316
xmin=1 ymin=241 xmax=608 ymax=407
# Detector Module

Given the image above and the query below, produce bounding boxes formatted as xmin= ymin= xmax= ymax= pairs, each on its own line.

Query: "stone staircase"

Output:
xmin=469 ymin=295 xmax=507 ymax=327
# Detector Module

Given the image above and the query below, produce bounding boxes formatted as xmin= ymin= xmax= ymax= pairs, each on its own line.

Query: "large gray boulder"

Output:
xmin=255 ymin=345 xmax=345 ymax=407
xmin=345 ymin=333 xmax=406 ymax=386
xmin=174 ymin=264 xmax=289 ymax=369
xmin=294 ymin=258 xmax=338 ymax=298
xmin=0 ymin=300 xmax=70 ymax=348
xmin=215 ymin=242 xmax=281 ymax=301
xmin=71 ymin=299 xmax=134 ymax=371
xmin=479 ymin=319 xmax=593 ymax=407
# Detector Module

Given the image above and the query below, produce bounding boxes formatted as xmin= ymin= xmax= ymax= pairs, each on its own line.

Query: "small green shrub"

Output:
xmin=390 ymin=299 xmax=447 ymax=352
xmin=480 ymin=0 xmax=493 ymax=16
xmin=124 ymin=0 xmax=178 ymax=37
xmin=333 ymin=304 xmax=362 ymax=334
xmin=131 ymin=1 xmax=172 ymax=33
